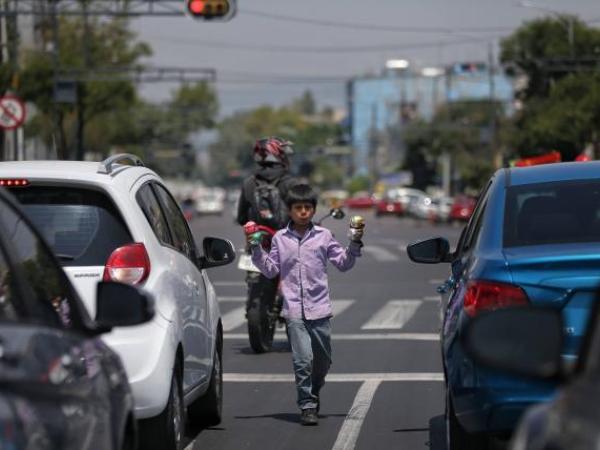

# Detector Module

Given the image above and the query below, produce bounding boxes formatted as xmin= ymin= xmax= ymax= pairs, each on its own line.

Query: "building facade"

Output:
xmin=348 ymin=63 xmax=515 ymax=176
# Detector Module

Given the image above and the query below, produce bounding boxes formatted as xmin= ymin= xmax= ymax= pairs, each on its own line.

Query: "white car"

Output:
xmin=0 ymin=154 xmax=235 ymax=450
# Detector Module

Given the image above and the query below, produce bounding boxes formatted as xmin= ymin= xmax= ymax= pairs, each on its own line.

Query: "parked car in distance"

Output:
xmin=375 ymin=193 xmax=404 ymax=216
xmin=345 ymin=191 xmax=375 ymax=209
xmin=407 ymin=161 xmax=600 ymax=449
xmin=387 ymin=187 xmax=428 ymax=217
xmin=0 ymin=186 xmax=154 ymax=450
xmin=448 ymin=194 xmax=477 ymax=222
xmin=463 ymin=303 xmax=600 ymax=450
xmin=0 ymin=154 xmax=236 ymax=450
xmin=195 ymin=187 xmax=225 ymax=215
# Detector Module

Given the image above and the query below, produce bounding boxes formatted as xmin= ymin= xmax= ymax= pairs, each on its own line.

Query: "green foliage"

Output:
xmin=170 ymin=81 xmax=219 ymax=132
xmin=18 ymin=12 xmax=151 ymax=158
xmin=501 ymin=16 xmax=600 ymax=99
xmin=345 ymin=175 xmax=371 ymax=195
xmin=209 ymin=99 xmax=340 ymax=185
xmin=402 ymin=101 xmax=501 ymax=190
xmin=500 ymin=17 xmax=600 ymax=159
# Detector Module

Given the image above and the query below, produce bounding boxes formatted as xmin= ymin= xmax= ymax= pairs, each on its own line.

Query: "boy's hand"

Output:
xmin=349 ymin=227 xmax=364 ymax=242
xmin=248 ymin=231 xmax=264 ymax=248
xmin=244 ymin=221 xmax=262 ymax=248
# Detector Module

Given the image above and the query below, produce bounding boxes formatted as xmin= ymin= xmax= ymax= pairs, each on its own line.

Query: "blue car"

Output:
xmin=408 ymin=161 xmax=600 ymax=449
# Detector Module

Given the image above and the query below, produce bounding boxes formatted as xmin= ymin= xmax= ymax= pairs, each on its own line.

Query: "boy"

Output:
xmin=245 ymin=184 xmax=364 ymax=426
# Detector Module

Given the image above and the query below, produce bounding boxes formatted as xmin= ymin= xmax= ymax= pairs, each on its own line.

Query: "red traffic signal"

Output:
xmin=186 ymin=0 xmax=236 ymax=21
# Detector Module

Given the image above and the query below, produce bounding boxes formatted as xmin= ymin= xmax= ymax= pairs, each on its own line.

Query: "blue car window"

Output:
xmin=504 ymin=180 xmax=600 ymax=247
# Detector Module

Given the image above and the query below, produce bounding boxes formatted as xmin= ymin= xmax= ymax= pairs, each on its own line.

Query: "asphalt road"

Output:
xmin=186 ymin=207 xmax=463 ymax=450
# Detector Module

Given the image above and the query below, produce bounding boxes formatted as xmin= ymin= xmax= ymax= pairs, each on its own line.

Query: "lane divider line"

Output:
xmin=223 ymin=333 xmax=439 ymax=341
xmin=331 ymin=380 xmax=382 ymax=450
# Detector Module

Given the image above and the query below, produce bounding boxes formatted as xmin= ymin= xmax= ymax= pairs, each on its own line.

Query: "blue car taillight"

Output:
xmin=464 ymin=280 xmax=529 ymax=317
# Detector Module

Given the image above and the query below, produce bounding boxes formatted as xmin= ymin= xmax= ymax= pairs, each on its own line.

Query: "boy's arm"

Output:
xmin=250 ymin=235 xmax=281 ymax=279
xmin=326 ymin=232 xmax=362 ymax=272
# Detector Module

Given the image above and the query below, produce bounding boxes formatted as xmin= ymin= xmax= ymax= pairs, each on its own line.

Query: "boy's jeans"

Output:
xmin=286 ymin=317 xmax=332 ymax=410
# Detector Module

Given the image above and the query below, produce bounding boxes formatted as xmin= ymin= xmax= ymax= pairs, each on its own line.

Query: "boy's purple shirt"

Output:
xmin=251 ymin=223 xmax=361 ymax=320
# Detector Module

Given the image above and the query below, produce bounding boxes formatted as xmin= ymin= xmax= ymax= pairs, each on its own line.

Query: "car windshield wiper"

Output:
xmin=56 ymin=254 xmax=75 ymax=261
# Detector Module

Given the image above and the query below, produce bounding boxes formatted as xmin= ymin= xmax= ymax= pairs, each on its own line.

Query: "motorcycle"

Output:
xmin=237 ymin=208 xmax=346 ymax=353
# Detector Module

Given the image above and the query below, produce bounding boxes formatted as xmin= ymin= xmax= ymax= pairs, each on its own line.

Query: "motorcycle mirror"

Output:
xmin=330 ymin=208 xmax=345 ymax=220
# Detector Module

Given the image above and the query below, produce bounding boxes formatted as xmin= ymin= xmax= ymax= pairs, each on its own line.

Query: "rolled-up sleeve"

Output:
xmin=251 ymin=237 xmax=281 ymax=279
xmin=326 ymin=233 xmax=361 ymax=272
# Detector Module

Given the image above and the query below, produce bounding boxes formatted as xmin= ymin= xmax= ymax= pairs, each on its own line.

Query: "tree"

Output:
xmin=501 ymin=16 xmax=600 ymax=99
xmin=18 ymin=12 xmax=151 ymax=159
xmin=169 ymin=81 xmax=219 ymax=134
xmin=500 ymin=17 xmax=600 ymax=160
xmin=292 ymin=90 xmax=317 ymax=116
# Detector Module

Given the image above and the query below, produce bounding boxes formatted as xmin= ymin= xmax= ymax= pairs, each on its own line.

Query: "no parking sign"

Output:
xmin=0 ymin=95 xmax=26 ymax=130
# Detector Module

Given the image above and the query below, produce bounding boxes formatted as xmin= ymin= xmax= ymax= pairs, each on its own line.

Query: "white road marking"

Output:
xmin=218 ymin=296 xmax=246 ymax=302
xmin=361 ymin=300 xmax=422 ymax=330
xmin=223 ymin=373 xmax=444 ymax=382
xmin=428 ymin=279 xmax=446 ymax=285
xmin=213 ymin=281 xmax=246 ymax=287
xmin=332 ymin=299 xmax=355 ymax=316
xmin=362 ymin=245 xmax=400 ymax=262
xmin=221 ymin=306 xmax=247 ymax=332
xmin=423 ymin=295 xmax=440 ymax=302
xmin=223 ymin=332 xmax=438 ymax=341
xmin=332 ymin=380 xmax=382 ymax=450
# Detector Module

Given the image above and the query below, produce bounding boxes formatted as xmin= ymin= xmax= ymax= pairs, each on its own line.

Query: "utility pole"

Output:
xmin=75 ymin=0 xmax=90 ymax=161
xmin=489 ymin=42 xmax=501 ymax=169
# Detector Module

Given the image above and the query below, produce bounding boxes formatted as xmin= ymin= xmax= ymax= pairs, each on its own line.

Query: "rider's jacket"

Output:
xmin=251 ymin=222 xmax=361 ymax=320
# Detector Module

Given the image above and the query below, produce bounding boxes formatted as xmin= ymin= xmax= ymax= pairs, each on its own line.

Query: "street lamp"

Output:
xmin=516 ymin=0 xmax=575 ymax=57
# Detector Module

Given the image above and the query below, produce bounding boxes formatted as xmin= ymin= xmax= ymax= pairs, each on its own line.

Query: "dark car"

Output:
xmin=0 ymin=187 xmax=154 ymax=450
xmin=463 ymin=302 xmax=600 ymax=450
xmin=407 ymin=162 xmax=600 ymax=448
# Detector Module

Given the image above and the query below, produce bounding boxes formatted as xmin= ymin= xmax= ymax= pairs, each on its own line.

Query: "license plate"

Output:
xmin=237 ymin=254 xmax=261 ymax=272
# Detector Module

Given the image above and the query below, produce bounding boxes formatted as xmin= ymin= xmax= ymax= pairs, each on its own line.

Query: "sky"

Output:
xmin=131 ymin=0 xmax=600 ymax=117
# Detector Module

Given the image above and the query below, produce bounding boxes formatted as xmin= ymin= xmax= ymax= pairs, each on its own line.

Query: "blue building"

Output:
xmin=348 ymin=63 xmax=515 ymax=176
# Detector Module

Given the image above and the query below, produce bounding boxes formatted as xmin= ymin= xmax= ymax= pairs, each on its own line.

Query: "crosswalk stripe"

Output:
xmin=223 ymin=372 xmax=443 ymax=382
xmin=218 ymin=296 xmax=246 ymax=302
xmin=213 ymin=281 xmax=246 ymax=287
xmin=223 ymin=332 xmax=438 ymax=341
xmin=221 ymin=306 xmax=247 ymax=332
xmin=362 ymin=245 xmax=400 ymax=262
xmin=423 ymin=295 xmax=440 ymax=302
xmin=332 ymin=299 xmax=355 ymax=316
xmin=361 ymin=300 xmax=422 ymax=330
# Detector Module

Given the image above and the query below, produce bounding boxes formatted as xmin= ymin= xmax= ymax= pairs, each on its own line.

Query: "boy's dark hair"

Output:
xmin=286 ymin=184 xmax=317 ymax=209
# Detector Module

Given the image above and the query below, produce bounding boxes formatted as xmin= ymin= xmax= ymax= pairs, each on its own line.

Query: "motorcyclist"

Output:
xmin=236 ymin=137 xmax=298 ymax=230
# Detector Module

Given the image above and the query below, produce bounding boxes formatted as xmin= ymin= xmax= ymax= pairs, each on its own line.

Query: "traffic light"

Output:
xmin=186 ymin=0 xmax=236 ymax=21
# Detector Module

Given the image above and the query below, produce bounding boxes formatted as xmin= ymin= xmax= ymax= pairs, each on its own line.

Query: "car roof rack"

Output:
xmin=97 ymin=153 xmax=145 ymax=175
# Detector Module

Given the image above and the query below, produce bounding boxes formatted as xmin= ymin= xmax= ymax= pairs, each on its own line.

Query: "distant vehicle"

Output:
xmin=345 ymin=191 xmax=375 ymax=209
xmin=195 ymin=188 xmax=225 ymax=215
xmin=374 ymin=193 xmax=404 ymax=217
xmin=448 ymin=194 xmax=477 ymax=222
xmin=0 ymin=154 xmax=236 ymax=450
xmin=0 ymin=186 xmax=154 ymax=450
xmin=463 ymin=304 xmax=600 ymax=450
xmin=387 ymin=187 xmax=428 ymax=217
xmin=407 ymin=161 xmax=600 ymax=449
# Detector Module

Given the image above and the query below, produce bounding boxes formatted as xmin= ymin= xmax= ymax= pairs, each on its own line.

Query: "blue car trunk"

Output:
xmin=504 ymin=243 xmax=600 ymax=356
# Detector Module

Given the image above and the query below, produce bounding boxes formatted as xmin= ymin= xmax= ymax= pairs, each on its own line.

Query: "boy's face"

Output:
xmin=290 ymin=202 xmax=315 ymax=227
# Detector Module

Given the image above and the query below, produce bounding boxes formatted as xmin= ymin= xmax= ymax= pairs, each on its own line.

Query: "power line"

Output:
xmin=156 ymin=35 xmax=504 ymax=54
xmin=240 ymin=7 xmax=515 ymax=34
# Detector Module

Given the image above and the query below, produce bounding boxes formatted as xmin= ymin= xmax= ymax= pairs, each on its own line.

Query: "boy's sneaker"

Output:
xmin=300 ymin=408 xmax=318 ymax=426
